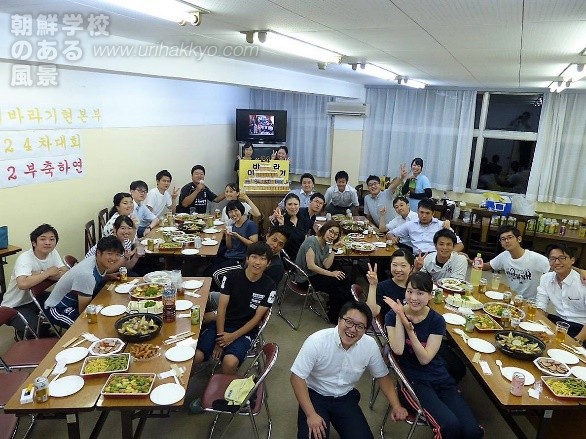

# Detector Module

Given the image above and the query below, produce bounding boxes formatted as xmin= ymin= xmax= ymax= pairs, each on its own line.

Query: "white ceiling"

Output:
xmin=4 ymin=0 xmax=586 ymax=90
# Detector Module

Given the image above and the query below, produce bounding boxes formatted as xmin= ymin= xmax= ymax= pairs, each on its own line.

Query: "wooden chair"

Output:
xmin=466 ymin=209 xmax=499 ymax=260
xmin=84 ymin=220 xmax=96 ymax=254
xmin=97 ymin=208 xmax=109 ymax=239
xmin=506 ymin=213 xmax=538 ymax=249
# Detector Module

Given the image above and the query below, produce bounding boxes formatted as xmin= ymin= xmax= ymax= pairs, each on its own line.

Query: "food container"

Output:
xmin=115 ymin=314 xmax=163 ymax=342
xmin=533 ymin=357 xmax=571 ymax=377
xmin=80 ymin=353 xmax=131 ymax=377
xmin=474 ymin=314 xmax=503 ymax=331
xmin=100 ymin=373 xmax=156 ymax=398
xmin=494 ymin=330 xmax=545 ymax=360
xmin=128 ymin=344 xmax=161 ymax=362
xmin=541 ymin=376 xmax=586 ymax=399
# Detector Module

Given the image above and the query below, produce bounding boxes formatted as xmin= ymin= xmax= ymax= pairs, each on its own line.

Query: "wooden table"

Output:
xmin=430 ymin=288 xmax=586 ymax=439
xmin=4 ymin=277 xmax=210 ymax=439
xmin=0 ymin=245 xmax=22 ymax=294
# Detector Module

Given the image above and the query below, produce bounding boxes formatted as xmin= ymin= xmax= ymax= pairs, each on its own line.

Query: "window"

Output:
xmin=468 ymin=92 xmax=542 ymax=194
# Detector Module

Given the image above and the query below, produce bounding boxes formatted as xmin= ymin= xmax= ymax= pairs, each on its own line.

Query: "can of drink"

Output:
xmin=147 ymin=239 xmax=155 ymax=252
xmin=34 ymin=377 xmax=49 ymax=403
xmin=87 ymin=304 xmax=97 ymax=324
xmin=510 ymin=372 xmax=525 ymax=396
xmin=119 ymin=267 xmax=128 ymax=282
xmin=559 ymin=225 xmax=566 ymax=236
xmin=191 ymin=305 xmax=201 ymax=326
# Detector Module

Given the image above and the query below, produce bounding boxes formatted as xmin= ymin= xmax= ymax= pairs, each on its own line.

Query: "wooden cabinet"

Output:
xmin=246 ymin=191 xmax=289 ymax=235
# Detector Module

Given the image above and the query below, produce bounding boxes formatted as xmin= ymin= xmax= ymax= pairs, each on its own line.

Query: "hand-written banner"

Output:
xmin=1 ymin=129 xmax=81 ymax=160
xmin=1 ymin=154 xmax=83 ymax=188
xmin=0 ymin=105 xmax=102 ymax=130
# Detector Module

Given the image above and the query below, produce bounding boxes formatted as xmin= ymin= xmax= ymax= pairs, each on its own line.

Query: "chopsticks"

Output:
xmin=163 ymin=332 xmax=195 ymax=345
xmin=560 ymin=343 xmax=586 ymax=364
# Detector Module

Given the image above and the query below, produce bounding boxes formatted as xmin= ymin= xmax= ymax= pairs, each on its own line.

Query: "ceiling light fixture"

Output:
xmin=358 ymin=63 xmax=397 ymax=81
xmin=101 ymin=0 xmax=206 ymax=25
xmin=242 ymin=30 xmax=342 ymax=64
xmin=397 ymin=76 xmax=426 ymax=89
xmin=561 ymin=63 xmax=586 ymax=82
xmin=549 ymin=80 xmax=571 ymax=93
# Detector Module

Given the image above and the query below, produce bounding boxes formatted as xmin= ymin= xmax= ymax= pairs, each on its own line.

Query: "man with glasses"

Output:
xmin=482 ymin=225 xmax=549 ymax=299
xmin=536 ymin=244 xmax=586 ymax=346
xmin=364 ymin=166 xmax=407 ymax=229
xmin=129 ymin=180 xmax=160 ymax=238
xmin=279 ymin=173 xmax=316 ymax=209
xmin=290 ymin=301 xmax=407 ymax=439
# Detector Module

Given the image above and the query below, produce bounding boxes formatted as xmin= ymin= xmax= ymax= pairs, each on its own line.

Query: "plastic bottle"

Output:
xmin=162 ymin=282 xmax=176 ymax=323
xmin=346 ymin=209 xmax=352 ymax=219
xmin=470 ymin=253 xmax=483 ymax=286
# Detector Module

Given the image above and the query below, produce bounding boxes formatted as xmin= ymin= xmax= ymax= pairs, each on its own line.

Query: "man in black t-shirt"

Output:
xmin=193 ymin=242 xmax=276 ymax=376
xmin=177 ymin=164 xmax=224 ymax=214
xmin=264 ymin=226 xmax=289 ymax=285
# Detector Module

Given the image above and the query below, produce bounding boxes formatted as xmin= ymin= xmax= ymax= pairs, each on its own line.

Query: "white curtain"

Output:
xmin=526 ymin=92 xmax=586 ymax=205
xmin=360 ymin=88 xmax=476 ymax=192
xmin=250 ymin=90 xmax=333 ymax=177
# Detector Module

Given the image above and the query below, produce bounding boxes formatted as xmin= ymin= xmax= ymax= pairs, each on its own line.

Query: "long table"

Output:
xmin=430 ymin=287 xmax=585 ymax=439
xmin=4 ymin=277 xmax=210 ymax=439
xmin=0 ymin=244 xmax=22 ymax=294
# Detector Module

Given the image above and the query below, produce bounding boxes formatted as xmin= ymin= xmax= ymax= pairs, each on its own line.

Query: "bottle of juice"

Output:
xmin=470 ymin=253 xmax=483 ymax=286
xmin=162 ymin=282 xmax=176 ymax=323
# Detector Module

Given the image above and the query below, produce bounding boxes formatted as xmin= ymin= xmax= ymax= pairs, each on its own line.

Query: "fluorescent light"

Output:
xmin=397 ymin=77 xmax=426 ymax=89
xmin=548 ymin=80 xmax=570 ymax=93
xmin=101 ymin=0 xmax=198 ymax=23
xmin=561 ymin=64 xmax=586 ymax=82
xmin=254 ymin=31 xmax=342 ymax=64
xmin=358 ymin=63 xmax=397 ymax=80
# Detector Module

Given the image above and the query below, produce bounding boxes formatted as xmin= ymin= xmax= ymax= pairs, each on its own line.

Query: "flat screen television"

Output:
xmin=235 ymin=109 xmax=287 ymax=143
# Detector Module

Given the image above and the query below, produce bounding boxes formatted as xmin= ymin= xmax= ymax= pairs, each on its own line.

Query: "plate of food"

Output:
xmin=80 ymin=353 xmax=131 ymax=376
xmin=332 ymin=214 xmax=346 ymax=221
xmin=129 ymin=343 xmax=161 ymax=361
xmin=158 ymin=242 xmax=183 ymax=251
xmin=483 ymin=302 xmax=525 ymax=321
xmin=340 ymin=220 xmax=365 ymax=233
xmin=346 ymin=233 xmax=365 ymax=241
xmin=129 ymin=283 xmax=164 ymax=300
xmin=127 ymin=300 xmax=163 ymax=314
xmin=351 ymin=242 xmax=376 ymax=252
xmin=474 ymin=314 xmax=503 ymax=331
xmin=140 ymin=238 xmax=164 ymax=246
xmin=88 ymin=338 xmax=125 ymax=356
xmin=172 ymin=235 xmax=195 ymax=243
xmin=541 ymin=376 xmax=586 ymax=399
xmin=143 ymin=271 xmax=171 ymax=284
xmin=533 ymin=357 xmax=571 ymax=377
xmin=101 ymin=373 xmax=156 ymax=398
xmin=494 ymin=330 xmax=545 ymax=360
xmin=115 ymin=314 xmax=163 ymax=342
xmin=445 ymin=293 xmax=483 ymax=310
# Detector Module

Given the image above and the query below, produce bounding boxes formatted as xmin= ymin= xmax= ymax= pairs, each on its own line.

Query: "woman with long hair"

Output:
xmin=102 ymin=192 xmax=135 ymax=237
xmin=269 ymin=193 xmax=311 ymax=258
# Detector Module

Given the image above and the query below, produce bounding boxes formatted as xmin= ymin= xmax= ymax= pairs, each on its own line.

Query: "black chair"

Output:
xmin=97 ymin=208 xmax=109 ymax=239
xmin=84 ymin=220 xmax=96 ymax=254
xmin=28 ymin=279 xmax=62 ymax=337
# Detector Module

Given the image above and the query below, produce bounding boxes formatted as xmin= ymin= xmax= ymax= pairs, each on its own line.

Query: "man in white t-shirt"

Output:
xmin=145 ymin=169 xmax=179 ymax=217
xmin=483 ymin=225 xmax=549 ymax=299
xmin=416 ymin=229 xmax=468 ymax=282
xmin=1 ymin=224 xmax=67 ymax=337
xmin=324 ymin=170 xmax=359 ymax=215
xmin=379 ymin=196 xmax=418 ymax=234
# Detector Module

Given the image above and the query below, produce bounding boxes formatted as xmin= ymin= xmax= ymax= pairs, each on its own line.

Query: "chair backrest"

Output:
xmin=212 ymin=265 xmax=242 ymax=289
xmin=281 ymin=255 xmax=312 ymax=286
xmin=30 ymin=279 xmax=56 ymax=298
xmin=84 ymin=220 xmax=96 ymax=254
xmin=238 ymin=342 xmax=279 ymax=408
xmin=506 ymin=213 xmax=538 ymax=241
xmin=248 ymin=308 xmax=273 ymax=357
xmin=350 ymin=283 xmax=365 ymax=302
xmin=63 ymin=255 xmax=78 ymax=269
xmin=97 ymin=208 xmax=109 ymax=239
xmin=0 ymin=306 xmax=38 ymax=339
xmin=470 ymin=209 xmax=495 ymax=243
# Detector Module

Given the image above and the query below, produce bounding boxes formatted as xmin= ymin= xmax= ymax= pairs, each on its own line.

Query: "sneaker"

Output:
xmin=189 ymin=398 xmax=205 ymax=414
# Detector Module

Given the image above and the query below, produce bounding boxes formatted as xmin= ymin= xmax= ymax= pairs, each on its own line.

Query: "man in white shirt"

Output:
xmin=416 ymin=229 xmax=468 ymax=281
xmin=388 ymin=198 xmax=463 ymax=254
xmin=363 ymin=166 xmax=407 ymax=228
xmin=324 ymin=170 xmax=359 ymax=215
xmin=278 ymin=173 xmax=315 ymax=209
xmin=130 ymin=180 xmax=160 ymax=238
xmin=379 ymin=196 xmax=418 ymax=234
xmin=1 ymin=224 xmax=67 ymax=337
xmin=536 ymin=244 xmax=586 ymax=345
xmin=290 ymin=301 xmax=407 ymax=439
xmin=145 ymin=170 xmax=179 ymax=217
xmin=483 ymin=225 xmax=550 ymax=299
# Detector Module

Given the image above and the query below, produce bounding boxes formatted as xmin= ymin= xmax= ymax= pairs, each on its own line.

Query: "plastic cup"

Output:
xmin=555 ymin=321 xmax=570 ymax=343
xmin=491 ymin=273 xmax=501 ymax=290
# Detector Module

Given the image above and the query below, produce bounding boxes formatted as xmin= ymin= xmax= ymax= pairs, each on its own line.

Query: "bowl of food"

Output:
xmin=541 ymin=376 xmax=586 ymax=399
xmin=483 ymin=302 xmax=525 ymax=321
xmin=351 ymin=242 xmax=376 ymax=253
xmin=494 ymin=330 xmax=545 ymax=360
xmin=100 ymin=373 xmax=156 ymax=398
xmin=129 ymin=283 xmax=164 ymax=300
xmin=340 ymin=220 xmax=365 ymax=233
xmin=437 ymin=278 xmax=470 ymax=294
xmin=115 ymin=314 xmax=163 ymax=342
xmin=533 ymin=357 xmax=571 ymax=377
xmin=80 ymin=353 xmax=131 ymax=377
xmin=128 ymin=343 xmax=161 ymax=362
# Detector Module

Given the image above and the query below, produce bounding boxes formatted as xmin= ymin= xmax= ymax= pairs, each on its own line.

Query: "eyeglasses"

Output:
xmin=548 ymin=255 xmax=568 ymax=263
xmin=341 ymin=317 xmax=366 ymax=332
xmin=326 ymin=229 xmax=339 ymax=238
xmin=499 ymin=235 xmax=516 ymax=242
xmin=367 ymin=181 xmax=379 ymax=187
xmin=134 ymin=189 xmax=147 ymax=194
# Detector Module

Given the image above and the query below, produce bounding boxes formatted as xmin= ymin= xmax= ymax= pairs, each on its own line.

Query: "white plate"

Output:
xmin=467 ymin=338 xmax=496 ymax=354
xmin=149 ymin=383 xmax=186 ymax=405
xmin=88 ymin=338 xmax=125 ymax=356
xmin=373 ymin=242 xmax=386 ymax=248
xmin=485 ymin=290 xmax=504 ymax=300
xmin=55 ymin=347 xmax=89 ymax=364
xmin=143 ymin=271 xmax=171 ymax=283
xmin=213 ymin=220 xmax=224 ymax=226
xmin=548 ymin=348 xmax=579 ymax=365
xmin=335 ymin=248 xmax=344 ymax=255
xmin=570 ymin=365 xmax=586 ymax=380
xmin=165 ymin=345 xmax=196 ymax=362
xmin=181 ymin=249 xmax=199 ymax=255
xmin=500 ymin=366 xmax=535 ymax=385
xmin=203 ymin=228 xmax=219 ymax=233
xmin=115 ymin=284 xmax=135 ymax=294
xmin=315 ymin=216 xmax=327 ymax=221
xmin=442 ymin=313 xmax=466 ymax=326
xmin=100 ymin=305 xmax=127 ymax=317
xmin=49 ymin=375 xmax=85 ymax=397
xmin=519 ymin=321 xmax=546 ymax=332
xmin=175 ymin=300 xmax=193 ymax=311
xmin=183 ymin=280 xmax=203 ymax=290
xmin=159 ymin=227 xmax=178 ymax=232
xmin=201 ymin=239 xmax=218 ymax=246
xmin=140 ymin=238 xmax=164 ymax=246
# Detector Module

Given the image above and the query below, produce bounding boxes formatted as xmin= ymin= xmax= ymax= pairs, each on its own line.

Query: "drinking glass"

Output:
xmin=491 ymin=273 xmax=501 ymax=290
xmin=526 ymin=299 xmax=537 ymax=321
xmin=555 ymin=321 xmax=570 ymax=343
xmin=502 ymin=291 xmax=512 ymax=304
xmin=189 ymin=207 xmax=197 ymax=215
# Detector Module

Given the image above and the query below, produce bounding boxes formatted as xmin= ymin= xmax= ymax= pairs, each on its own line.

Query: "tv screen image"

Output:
xmin=236 ymin=109 xmax=287 ymax=143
